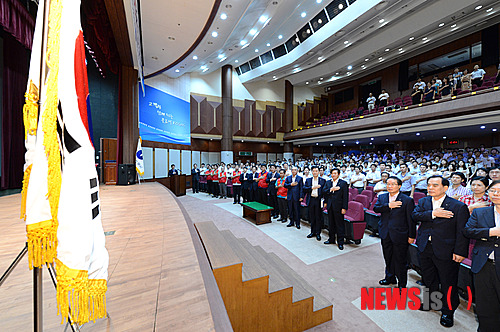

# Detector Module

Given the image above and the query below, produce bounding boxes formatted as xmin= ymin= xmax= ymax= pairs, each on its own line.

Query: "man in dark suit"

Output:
xmin=250 ymin=166 xmax=259 ymax=202
xmin=240 ymin=167 xmax=249 ymax=203
xmin=266 ymin=165 xmax=280 ymax=218
xmin=373 ymin=176 xmax=415 ymax=288
xmin=284 ymin=166 xmax=303 ymax=229
xmin=323 ymin=168 xmax=349 ymax=249
xmin=412 ymin=175 xmax=470 ymax=328
xmin=168 ymin=164 xmax=179 ymax=177
xmin=464 ymin=179 xmax=500 ymax=332
xmin=303 ymin=166 xmax=326 ymax=241
xmin=191 ymin=163 xmax=200 ymax=193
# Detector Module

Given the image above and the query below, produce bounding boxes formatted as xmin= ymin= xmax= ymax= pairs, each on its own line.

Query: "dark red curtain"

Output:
xmin=1 ymin=33 xmax=29 ymax=189
xmin=0 ymin=0 xmax=34 ymax=50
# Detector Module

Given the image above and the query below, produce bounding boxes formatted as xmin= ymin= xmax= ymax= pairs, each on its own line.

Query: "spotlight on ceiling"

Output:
xmin=220 ymin=13 xmax=227 ymax=20
xmin=192 ymin=55 xmax=198 ymax=60
xmin=259 ymin=15 xmax=268 ymax=23
xmin=249 ymin=28 xmax=257 ymax=35
xmin=278 ymin=34 xmax=283 ymax=39
xmin=301 ymin=12 xmax=307 ymax=18
xmin=211 ymin=31 xmax=218 ymax=37
xmin=480 ymin=125 xmax=486 ymax=129
xmin=347 ymin=65 xmax=352 ymax=70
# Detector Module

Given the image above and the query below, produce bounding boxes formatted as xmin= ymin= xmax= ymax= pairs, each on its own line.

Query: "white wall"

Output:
xmin=145 ymin=72 xmax=191 ymax=102
xmin=191 ymin=68 xmax=323 ymax=103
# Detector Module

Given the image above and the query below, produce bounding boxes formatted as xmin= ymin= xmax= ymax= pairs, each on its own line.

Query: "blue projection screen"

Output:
xmin=139 ymin=85 xmax=191 ymax=145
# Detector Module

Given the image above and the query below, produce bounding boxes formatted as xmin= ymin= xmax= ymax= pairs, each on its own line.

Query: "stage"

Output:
xmin=0 ymin=183 xmax=225 ymax=331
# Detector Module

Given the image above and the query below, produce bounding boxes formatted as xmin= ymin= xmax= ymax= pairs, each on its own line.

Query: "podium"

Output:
xmin=169 ymin=174 xmax=186 ymax=196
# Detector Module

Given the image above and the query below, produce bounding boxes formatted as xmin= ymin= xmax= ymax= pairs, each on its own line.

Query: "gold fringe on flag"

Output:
xmin=56 ymin=259 xmax=89 ymax=325
xmin=20 ymin=164 xmax=32 ymax=220
xmin=26 ymin=220 xmax=57 ymax=269
xmin=88 ymin=279 xmax=107 ymax=322
xmin=43 ymin=0 xmax=63 ymax=223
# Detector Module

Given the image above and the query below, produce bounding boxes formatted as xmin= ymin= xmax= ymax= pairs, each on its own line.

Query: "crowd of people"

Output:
xmin=365 ymin=64 xmax=500 ymax=110
xmin=188 ymin=145 xmax=500 ymax=330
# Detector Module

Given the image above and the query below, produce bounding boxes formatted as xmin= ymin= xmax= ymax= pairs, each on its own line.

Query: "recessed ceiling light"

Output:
xmin=475 ymin=5 xmax=483 ymax=10
xmin=255 ymin=49 xmax=259 ymax=52
xmin=379 ymin=57 xmax=383 ymax=60
xmin=442 ymin=136 xmax=447 ymax=139
xmin=480 ymin=125 xmax=486 ymax=129
xmin=346 ymin=72 xmax=351 ymax=75
xmin=235 ymin=60 xmax=238 ymax=63
xmin=439 ymin=22 xmax=445 ymax=27
xmin=318 ymin=18 xmax=323 ymax=24
xmin=273 ymin=75 xmax=276 ymax=79
xmin=278 ymin=34 xmax=283 ymax=39
xmin=240 ymin=40 xmax=247 ymax=45
xmin=371 ymin=137 xmax=374 ymax=140
xmin=379 ymin=19 xmax=384 ymax=23
xmin=306 ymin=81 xmax=309 ymax=84
xmin=249 ymin=28 xmax=257 ymax=35
xmin=318 ymin=56 xmax=323 ymax=60
xmin=386 ymin=138 xmax=389 ymax=141
xmin=211 ymin=31 xmax=218 ymax=37
xmin=259 ymin=15 xmax=268 ymax=23
xmin=316 ymin=143 xmax=319 ymax=145
xmin=330 ymin=143 xmax=333 ymax=146
xmin=200 ymin=65 xmax=207 ymax=70
xmin=347 ymin=65 xmax=352 ymax=70
xmin=343 ymin=144 xmax=346 ymax=147
xmin=356 ymin=141 xmax=359 ymax=144
xmin=192 ymin=55 xmax=198 ymax=60
xmin=399 ymin=48 xmax=403 ymax=51
xmin=317 ymin=0 xmax=323 ymax=3
xmin=487 ymin=8 xmax=493 ymax=12
xmin=451 ymin=24 xmax=457 ymax=28
xmin=336 ymin=72 xmax=339 ymax=75
xmin=175 ymin=69 xmax=179 ymax=73
xmin=422 ymin=37 xmax=427 ymax=40
xmin=266 ymin=43 xmax=271 ymax=47
xmin=301 ymin=12 xmax=307 ymax=18
xmin=409 ymin=36 xmax=414 ymax=40
xmin=338 ymin=3 xmax=343 ymax=9
xmin=361 ymin=65 xmax=366 ymax=69
xmin=344 ymin=40 xmax=349 ymax=44
xmin=416 ymin=133 xmax=420 ymax=136
xmin=218 ymin=54 xmax=224 ymax=59
xmin=318 ymin=81 xmax=322 ymax=84
xmin=341 ymin=140 xmax=344 ymax=143
xmin=370 ymin=142 xmax=373 ymax=145
xmin=295 ymin=37 xmax=299 ymax=43
xmin=320 ymin=77 xmax=324 ymax=80
xmin=365 ymin=58 xmax=369 ymax=61
xmin=220 ymin=13 xmax=227 ymax=20
xmin=493 ymin=128 xmax=498 ymax=131
xmin=385 ymin=48 xmax=390 ymax=51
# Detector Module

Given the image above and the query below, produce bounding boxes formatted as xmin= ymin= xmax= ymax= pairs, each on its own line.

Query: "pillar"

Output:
xmin=221 ymin=65 xmax=233 ymax=164
xmin=284 ymin=80 xmax=294 ymax=162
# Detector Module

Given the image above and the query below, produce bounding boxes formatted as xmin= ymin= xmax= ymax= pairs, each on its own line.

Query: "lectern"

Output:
xmin=169 ymin=174 xmax=186 ymax=196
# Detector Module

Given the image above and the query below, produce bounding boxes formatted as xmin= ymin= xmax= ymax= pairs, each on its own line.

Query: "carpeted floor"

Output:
xmin=181 ymin=190 xmax=477 ymax=332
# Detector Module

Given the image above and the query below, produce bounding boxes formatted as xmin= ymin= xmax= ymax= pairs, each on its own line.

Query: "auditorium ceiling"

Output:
xmin=128 ymin=0 xmax=500 ymax=87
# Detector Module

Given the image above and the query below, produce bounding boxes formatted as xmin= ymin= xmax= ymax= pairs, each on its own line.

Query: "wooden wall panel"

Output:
xmin=305 ymin=102 xmax=314 ymax=122
xmin=275 ymin=108 xmax=285 ymax=133
xmin=298 ymin=106 xmax=306 ymax=126
xmin=263 ymin=107 xmax=273 ymax=138
xmin=233 ymin=106 xmax=245 ymax=136
xmin=244 ymin=100 xmax=256 ymax=137
xmin=120 ymin=65 xmax=138 ymax=164
xmin=190 ymin=95 xmax=206 ymax=134
xmin=255 ymin=109 xmax=265 ymax=137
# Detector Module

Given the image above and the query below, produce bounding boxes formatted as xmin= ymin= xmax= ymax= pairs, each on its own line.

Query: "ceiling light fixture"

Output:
xmin=422 ymin=37 xmax=427 ymax=40
xmin=487 ymin=8 xmax=493 ymax=12
xmin=344 ymin=40 xmax=349 ymax=44
xmin=451 ymin=24 xmax=457 ymax=28
xmin=259 ymin=15 xmax=268 ymax=23
xmin=266 ymin=43 xmax=271 ymax=47
xmin=475 ymin=5 xmax=483 ymax=10
xmin=399 ymin=48 xmax=403 ymax=51
xmin=218 ymin=54 xmax=224 ymax=59
xmin=192 ymin=55 xmax=198 ymax=60
xmin=220 ymin=13 xmax=227 ymax=20
xmin=416 ymin=133 xmax=420 ymax=136
xmin=306 ymin=81 xmax=309 ymax=85
xmin=338 ymin=3 xmax=343 ymax=9
xmin=386 ymin=138 xmax=389 ymax=141
xmin=379 ymin=19 xmax=384 ymax=23
xmin=365 ymin=58 xmax=369 ymax=61
xmin=493 ymin=128 xmax=498 ymax=131
xmin=341 ymin=141 xmax=344 ymax=143
xmin=439 ymin=22 xmax=444 ymax=27
xmin=273 ymin=76 xmax=276 ymax=79
xmin=409 ymin=36 xmax=414 ymax=41
xmin=480 ymin=125 xmax=486 ymax=129
xmin=301 ymin=12 xmax=307 ymax=18
xmin=317 ymin=0 xmax=323 ymax=3
xmin=255 ymin=49 xmax=259 ymax=52
xmin=385 ymin=48 xmax=390 ymax=51
xmin=175 ymin=69 xmax=179 ymax=73
xmin=211 ymin=31 xmax=218 ymax=37
xmin=240 ymin=40 xmax=247 ymax=45
xmin=200 ymin=65 xmax=207 ymax=70
xmin=347 ymin=65 xmax=352 ymax=70
xmin=443 ymin=136 xmax=447 ymax=139
xmin=249 ymin=28 xmax=257 ymax=35
xmin=235 ymin=60 xmax=238 ymax=63
xmin=371 ymin=138 xmax=374 ymax=141
xmin=278 ymin=34 xmax=283 ymax=39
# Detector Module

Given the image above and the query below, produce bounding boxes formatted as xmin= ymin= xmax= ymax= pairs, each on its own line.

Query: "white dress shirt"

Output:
xmin=311 ymin=177 xmax=319 ymax=197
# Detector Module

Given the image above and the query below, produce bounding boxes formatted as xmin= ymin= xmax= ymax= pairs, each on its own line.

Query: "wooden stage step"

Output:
xmin=195 ymin=221 xmax=333 ymax=332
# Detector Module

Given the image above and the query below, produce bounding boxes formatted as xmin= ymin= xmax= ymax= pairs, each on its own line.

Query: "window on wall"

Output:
xmin=416 ymin=42 xmax=482 ymax=78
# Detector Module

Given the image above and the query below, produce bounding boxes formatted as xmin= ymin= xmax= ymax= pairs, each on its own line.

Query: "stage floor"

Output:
xmin=0 ymin=183 xmax=215 ymax=331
